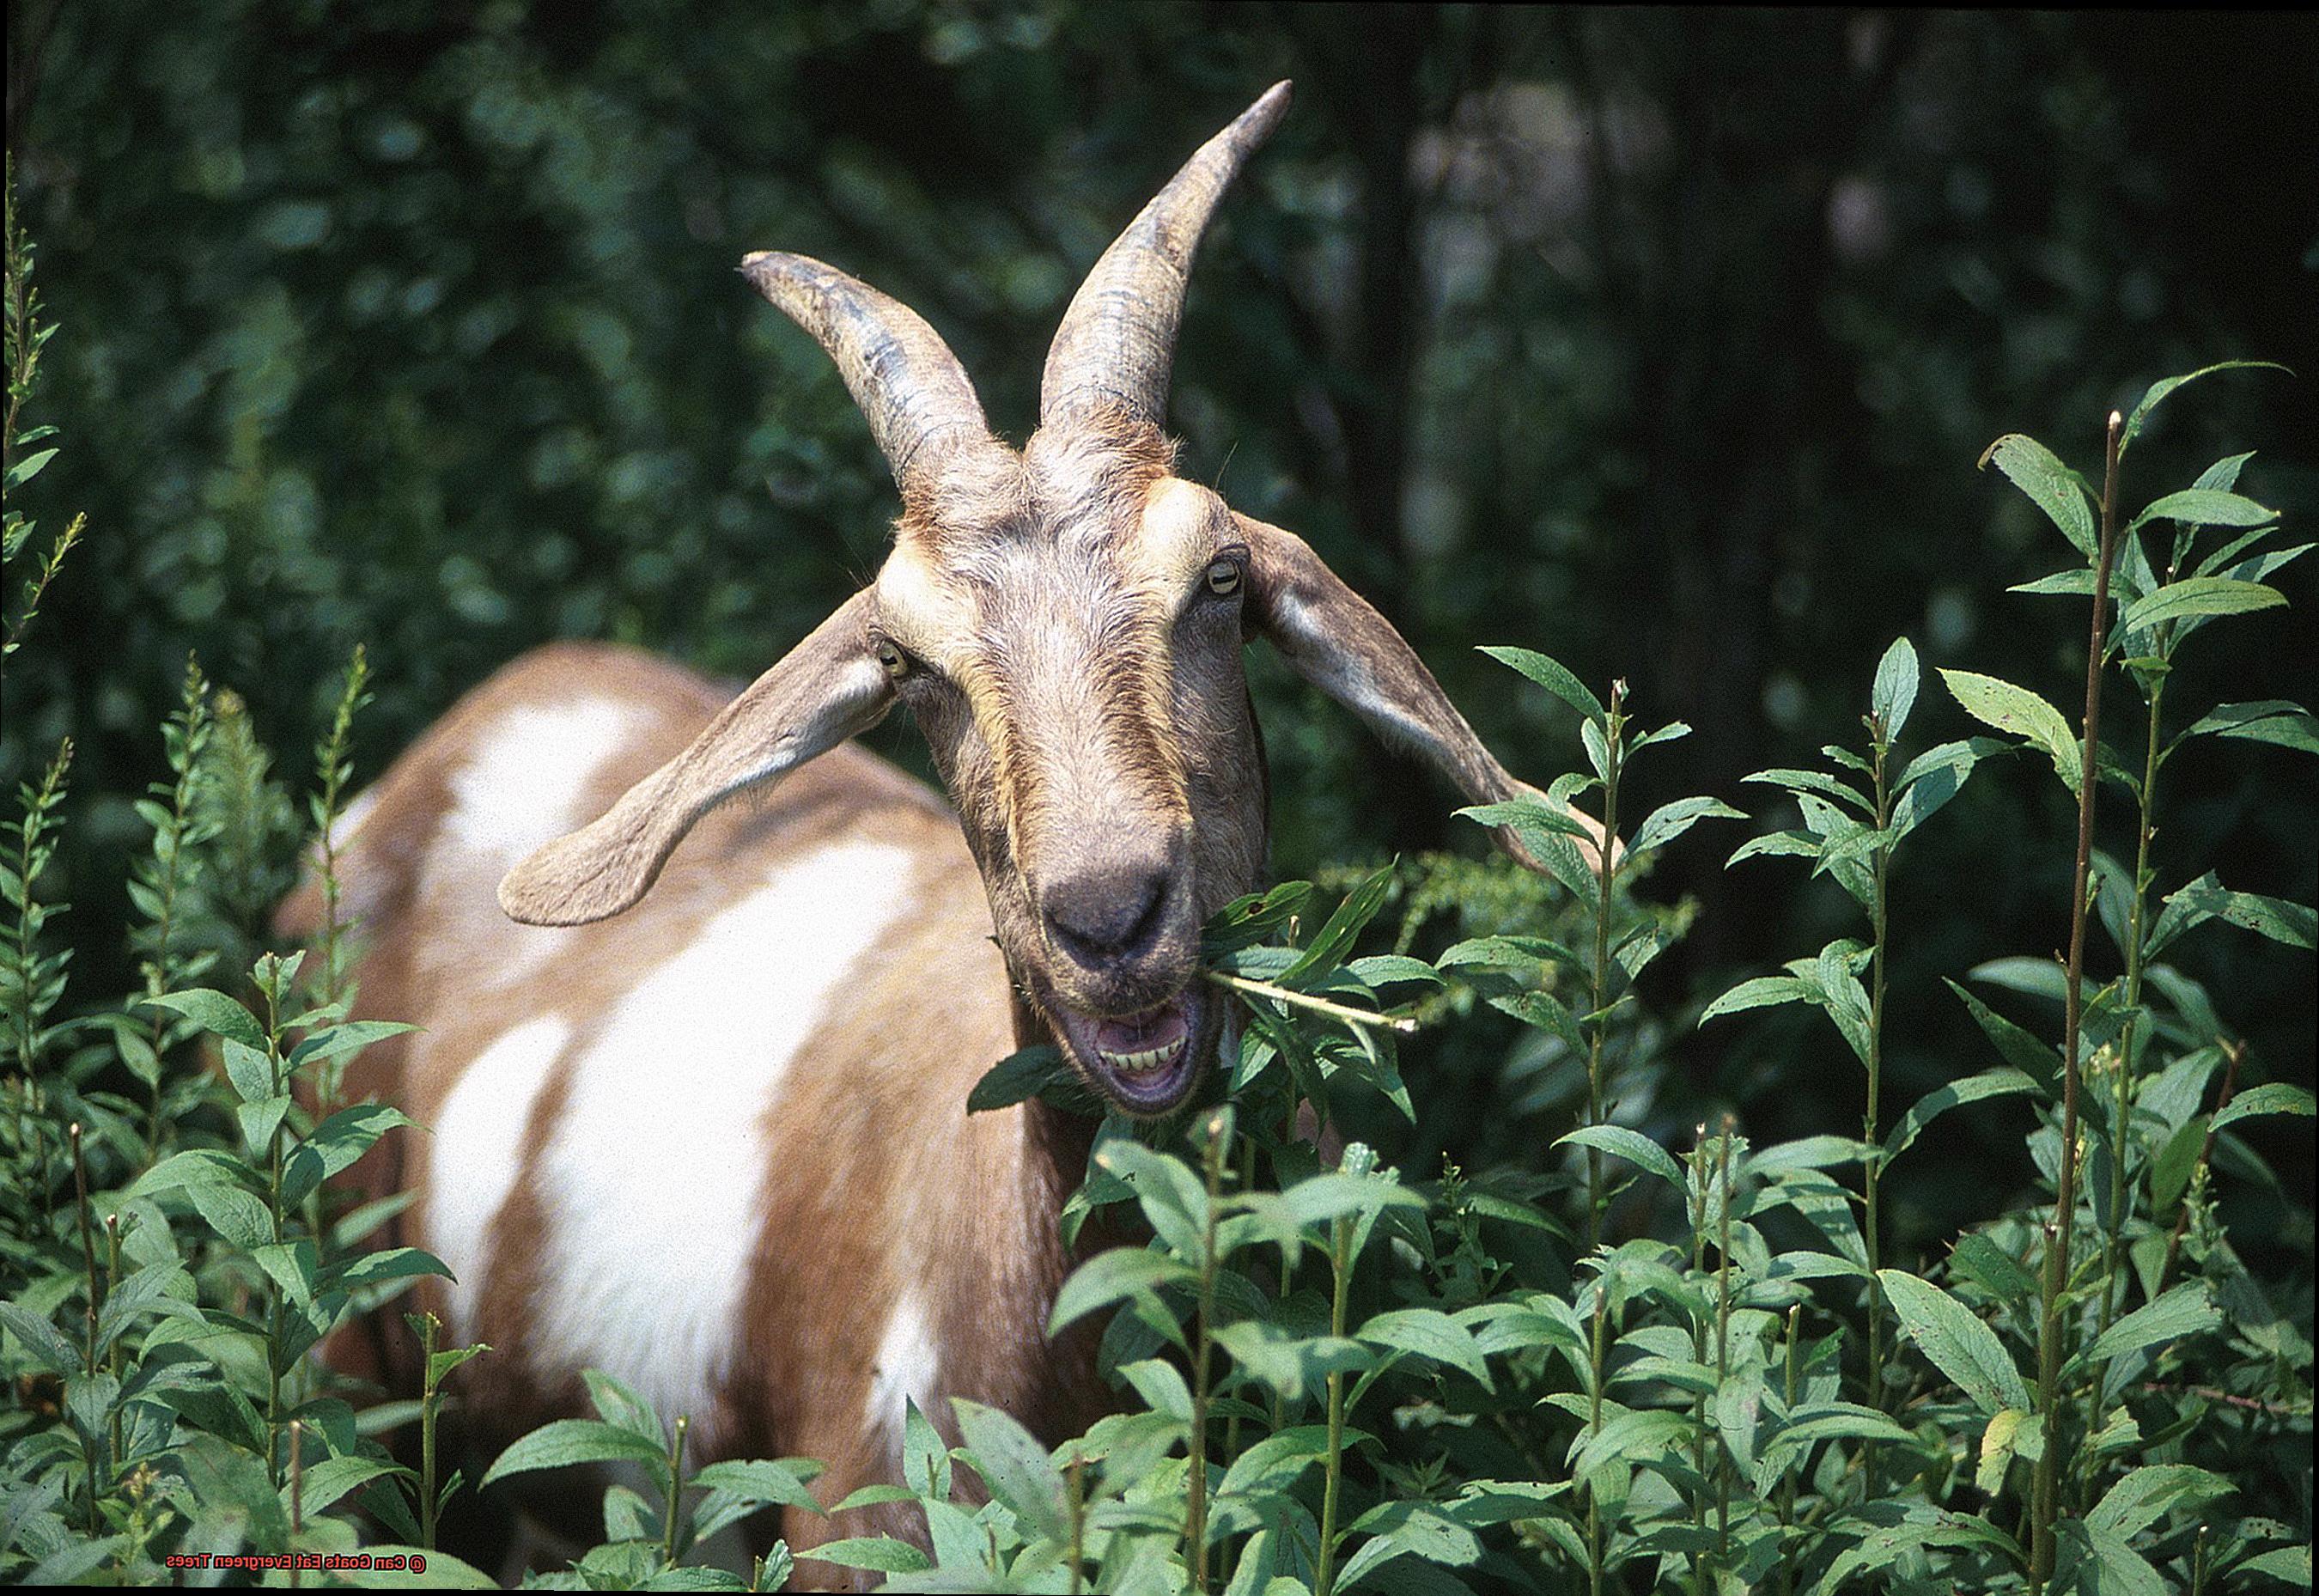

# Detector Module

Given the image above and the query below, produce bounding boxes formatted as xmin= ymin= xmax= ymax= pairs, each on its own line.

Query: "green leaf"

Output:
xmin=2116 ymin=576 xmax=2285 ymax=637
xmin=2117 ymin=361 xmax=2292 ymax=455
xmin=2011 ymin=568 xmax=2097 ymax=597
xmin=2149 ymin=1116 xmax=2208 ymax=1217
xmin=1872 ymin=637 xmax=1919 ymax=740
xmin=1944 ymin=979 xmax=2061 ymax=1097
xmin=313 ymin=1100 xmax=426 ymax=1164
xmin=2180 ymin=699 xmax=2319 ymax=757
xmin=1046 ymin=1246 xmax=1195 ymax=1337
xmin=173 ymin=1432 xmax=291 ymax=1556
xmin=2054 ymin=1520 xmax=2166 ymax=1596
xmin=2211 ymin=1081 xmax=2317 ymax=1134
xmin=1355 ymin=1308 xmax=1493 ymax=1388
xmin=1571 ymin=1407 xmax=1689 ymax=1487
xmin=794 ymin=1537 xmax=933 ymax=1575
xmin=1558 ymin=1124 xmax=1686 ymax=1193
xmin=1275 ymin=1172 xmax=1427 ymax=1230
xmin=140 ymin=988 xmax=268 ymax=1051
xmin=691 ymin=1459 xmax=824 ymax=1516
xmin=1118 ymin=1358 xmax=1193 ymax=1423
xmin=1877 ymin=1270 xmax=2031 ymax=1416
xmin=2126 ymin=487 xmax=2280 ymax=535
xmin=1890 ymin=738 xmax=2007 ymax=839
xmin=1208 ymin=1321 xmax=1369 ymax=1404
xmin=1214 ymin=1423 xmax=1331 ymax=1502
xmin=0 ymin=1302 xmax=79 ymax=1374
xmin=1741 ymin=768 xmax=1872 ymax=813
xmin=966 ymin=1045 xmax=1099 ymax=1114
xmin=2086 ymin=1464 xmax=2233 ymax=1539
xmin=1976 ymin=1408 xmax=2038 ymax=1498
xmin=1625 ymin=795 xmax=1746 ymax=859
xmin=1979 ymin=433 xmax=2097 ymax=558
xmin=1455 ymin=798 xmax=1594 ymax=842
xmin=1939 ymin=669 xmax=2081 ymax=795
xmin=1700 ymin=976 xmax=1816 ymax=1023
xmin=1947 ymin=1234 xmax=2038 ymax=1307
xmin=479 ymin=1418 xmax=667 ymax=1489
xmin=1436 ymin=933 xmax=1585 ymax=973
xmin=902 ymin=1398 xmax=949 ymax=1501
xmin=2152 ymin=874 xmax=2316 ymax=954
xmin=331 ymin=1246 xmax=452 ymax=1292
xmin=128 ymin=1147 xmax=258 ymax=1196
xmin=1337 ymin=1499 xmax=1482 ymax=1583
xmin=1093 ymin=1140 xmax=1208 ymax=1258
xmin=953 ymin=1398 xmax=1068 ymax=1543
xmin=1884 ymin=1069 xmax=2043 ymax=1161
xmin=284 ymin=1456 xmax=404 ymax=1520
xmin=1726 ymin=829 xmax=1820 ymax=868
xmin=222 ymin=1039 xmax=276 ymax=1104
xmin=3 ymin=448 xmax=58 ymax=493
xmin=2232 ymin=1545 xmax=2313 ymax=1585
xmin=1488 ymin=990 xmax=1586 ymax=1053
xmin=188 ymin=1180 xmax=276 ymax=1252
xmin=2083 ymin=1282 xmax=2220 ymax=1368
xmin=1479 ymin=644 xmax=1604 ymax=724
xmin=1347 ymin=954 xmax=1444 ymax=989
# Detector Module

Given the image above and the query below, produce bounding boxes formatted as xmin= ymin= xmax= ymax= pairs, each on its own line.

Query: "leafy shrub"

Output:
xmin=2 ymin=147 xmax=2308 ymax=1595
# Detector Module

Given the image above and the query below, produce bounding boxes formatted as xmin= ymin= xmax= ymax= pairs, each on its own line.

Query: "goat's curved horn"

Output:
xmin=743 ymin=252 xmax=995 ymax=504
xmin=1039 ymin=81 xmax=1291 ymax=431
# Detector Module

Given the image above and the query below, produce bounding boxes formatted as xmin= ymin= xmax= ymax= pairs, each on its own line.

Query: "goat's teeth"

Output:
xmin=1101 ymin=1040 xmax=1182 ymax=1075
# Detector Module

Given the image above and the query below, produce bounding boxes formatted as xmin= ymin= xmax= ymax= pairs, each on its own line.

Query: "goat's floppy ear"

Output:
xmin=1239 ymin=515 xmax=1612 ymax=871
xmin=499 ymin=589 xmax=892 ymax=925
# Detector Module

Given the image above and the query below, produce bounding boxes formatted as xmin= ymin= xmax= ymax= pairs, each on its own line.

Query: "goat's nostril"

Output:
xmin=1044 ymin=865 xmax=1170 ymax=966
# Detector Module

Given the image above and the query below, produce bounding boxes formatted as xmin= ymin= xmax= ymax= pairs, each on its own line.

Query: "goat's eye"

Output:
xmin=1204 ymin=557 xmax=1243 ymax=597
xmin=874 ymin=640 xmax=910 ymax=679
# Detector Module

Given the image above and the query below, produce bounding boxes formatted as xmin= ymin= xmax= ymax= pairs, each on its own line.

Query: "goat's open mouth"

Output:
xmin=1054 ymin=990 xmax=1202 ymax=1114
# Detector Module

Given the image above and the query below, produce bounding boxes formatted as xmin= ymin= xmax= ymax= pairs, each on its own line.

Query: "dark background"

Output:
xmin=7 ymin=3 xmax=2313 ymax=1269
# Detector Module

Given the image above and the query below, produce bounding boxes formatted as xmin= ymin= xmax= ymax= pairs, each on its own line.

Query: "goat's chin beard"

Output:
xmin=1043 ymin=984 xmax=1217 ymax=1117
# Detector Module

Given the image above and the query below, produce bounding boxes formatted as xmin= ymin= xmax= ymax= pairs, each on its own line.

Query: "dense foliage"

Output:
xmin=3 ymin=5 xmax=2313 ymax=1592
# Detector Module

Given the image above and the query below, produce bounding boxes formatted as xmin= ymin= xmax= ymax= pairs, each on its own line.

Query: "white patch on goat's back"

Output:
xmin=445 ymin=697 xmax=650 ymax=864
xmin=867 ymin=1289 xmax=942 ymax=1467
xmin=528 ymin=839 xmax=920 ymax=1442
xmin=429 ymin=1015 xmax=572 ymax=1341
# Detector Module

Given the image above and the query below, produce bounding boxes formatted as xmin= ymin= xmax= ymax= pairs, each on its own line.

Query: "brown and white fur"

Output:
xmin=298 ymin=82 xmax=1596 ymax=1579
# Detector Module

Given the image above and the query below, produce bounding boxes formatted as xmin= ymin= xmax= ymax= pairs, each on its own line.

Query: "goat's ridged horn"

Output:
xmin=742 ymin=251 xmax=995 ymax=504
xmin=1039 ymin=81 xmax=1291 ymax=431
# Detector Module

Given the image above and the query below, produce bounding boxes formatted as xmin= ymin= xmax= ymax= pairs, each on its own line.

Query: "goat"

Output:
xmin=306 ymin=81 xmax=1586 ymax=1575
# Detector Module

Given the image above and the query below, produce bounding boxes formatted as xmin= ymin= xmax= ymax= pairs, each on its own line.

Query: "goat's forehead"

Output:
xmin=873 ymin=477 xmax=1226 ymax=649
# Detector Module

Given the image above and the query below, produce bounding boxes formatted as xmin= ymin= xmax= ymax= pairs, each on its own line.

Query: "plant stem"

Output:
xmin=418 ymin=1312 xmax=441 ymax=1551
xmin=1778 ymin=1305 xmax=1801 ymax=1596
xmin=1185 ymin=1120 xmax=1227 ymax=1596
xmin=70 ymin=1120 xmax=100 ymax=1535
xmin=2101 ymin=666 xmax=2167 ymax=1334
xmin=1688 ymin=1130 xmax=1710 ymax=1596
xmin=1066 ymin=1455 xmax=1086 ymax=1596
xmin=70 ymin=1121 xmax=98 ymax=1375
xmin=1714 ymin=1125 xmax=1733 ymax=1562
xmin=663 ymin=1414 xmax=689 ymax=1568
xmin=289 ymin=1417 xmax=305 ymax=1591
xmin=2030 ymin=409 xmax=2124 ymax=1593
xmin=1586 ymin=1280 xmax=1609 ymax=1596
xmin=1200 ymin=969 xmax=1417 ymax=1035
xmin=1314 ymin=1210 xmax=1354 ymax=1596
xmin=1864 ymin=722 xmax=1893 ymax=1491
xmin=262 ymin=963 xmax=289 ymax=1486
xmin=1586 ymin=681 xmax=1627 ymax=1252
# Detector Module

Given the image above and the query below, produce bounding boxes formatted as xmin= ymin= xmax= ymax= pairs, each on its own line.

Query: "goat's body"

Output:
xmin=317 ymin=643 xmax=1102 ymax=1560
